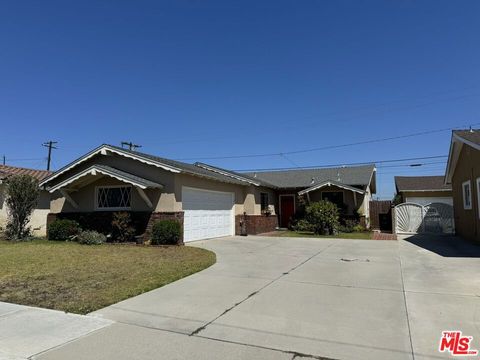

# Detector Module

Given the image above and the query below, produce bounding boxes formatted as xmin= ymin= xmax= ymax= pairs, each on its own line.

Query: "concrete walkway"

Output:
xmin=3 ymin=235 xmax=479 ymax=360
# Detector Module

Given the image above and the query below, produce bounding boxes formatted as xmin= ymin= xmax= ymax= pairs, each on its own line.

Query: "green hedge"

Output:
xmin=48 ymin=219 xmax=81 ymax=241
xmin=151 ymin=220 xmax=182 ymax=245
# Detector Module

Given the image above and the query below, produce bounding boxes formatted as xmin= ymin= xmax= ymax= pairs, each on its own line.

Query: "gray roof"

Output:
xmin=454 ymin=129 xmax=480 ymax=146
xmin=395 ymin=176 xmax=451 ymax=192
xmin=244 ymin=164 xmax=375 ymax=189
xmin=93 ymin=165 xmax=163 ymax=188
xmin=107 ymin=145 xmax=252 ymax=186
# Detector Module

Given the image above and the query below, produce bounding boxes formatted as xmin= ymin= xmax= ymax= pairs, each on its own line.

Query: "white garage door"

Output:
xmin=182 ymin=187 xmax=234 ymax=242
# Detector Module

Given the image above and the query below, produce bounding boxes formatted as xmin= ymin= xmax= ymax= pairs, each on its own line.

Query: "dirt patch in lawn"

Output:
xmin=0 ymin=240 xmax=215 ymax=314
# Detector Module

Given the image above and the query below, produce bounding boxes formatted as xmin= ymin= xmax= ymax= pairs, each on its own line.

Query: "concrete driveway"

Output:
xmin=30 ymin=235 xmax=480 ymax=360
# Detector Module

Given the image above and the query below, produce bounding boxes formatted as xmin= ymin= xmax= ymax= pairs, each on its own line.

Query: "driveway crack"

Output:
xmin=190 ymin=243 xmax=335 ymax=336
xmin=398 ymin=242 xmax=416 ymax=360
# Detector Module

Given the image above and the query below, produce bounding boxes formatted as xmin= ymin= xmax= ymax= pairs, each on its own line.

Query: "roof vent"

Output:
xmin=470 ymin=126 xmax=474 ymax=133
xmin=337 ymin=171 xmax=341 ymax=182
xmin=254 ymin=172 xmax=257 ymax=178
xmin=311 ymin=177 xmax=315 ymax=184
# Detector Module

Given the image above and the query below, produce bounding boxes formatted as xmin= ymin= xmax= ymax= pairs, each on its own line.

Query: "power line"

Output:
xmin=233 ymin=155 xmax=448 ymax=172
xmin=176 ymin=122 xmax=480 ymax=161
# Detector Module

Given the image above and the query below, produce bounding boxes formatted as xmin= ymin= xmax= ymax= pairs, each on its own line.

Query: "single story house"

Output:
xmin=39 ymin=144 xmax=376 ymax=242
xmin=445 ymin=129 xmax=480 ymax=242
xmin=244 ymin=165 xmax=376 ymax=228
xmin=394 ymin=176 xmax=452 ymax=206
xmin=0 ymin=165 xmax=52 ymax=236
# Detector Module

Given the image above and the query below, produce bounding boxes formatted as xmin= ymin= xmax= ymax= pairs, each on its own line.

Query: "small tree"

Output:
xmin=5 ymin=175 xmax=40 ymax=240
xmin=305 ymin=200 xmax=339 ymax=235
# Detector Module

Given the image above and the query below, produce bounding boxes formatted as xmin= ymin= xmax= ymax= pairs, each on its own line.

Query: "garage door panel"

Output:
xmin=182 ymin=187 xmax=234 ymax=242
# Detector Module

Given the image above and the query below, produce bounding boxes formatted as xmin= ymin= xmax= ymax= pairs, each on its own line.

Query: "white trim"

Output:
xmin=462 ymin=180 xmax=472 ymax=210
xmin=47 ymin=165 xmax=163 ymax=193
xmin=39 ymin=145 xmax=181 ymax=187
xmin=453 ymin=132 xmax=480 ymax=151
xmin=95 ymin=185 xmax=132 ymax=211
xmin=194 ymin=163 xmax=261 ymax=186
xmin=298 ymin=181 xmax=365 ymax=196
xmin=279 ymin=194 xmax=296 ymax=227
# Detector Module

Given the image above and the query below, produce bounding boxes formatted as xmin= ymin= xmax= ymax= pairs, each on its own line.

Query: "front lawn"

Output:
xmin=272 ymin=230 xmax=373 ymax=240
xmin=0 ymin=240 xmax=215 ymax=314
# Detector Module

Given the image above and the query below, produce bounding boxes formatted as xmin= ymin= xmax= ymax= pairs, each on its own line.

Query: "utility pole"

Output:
xmin=42 ymin=141 xmax=58 ymax=171
xmin=121 ymin=141 xmax=142 ymax=151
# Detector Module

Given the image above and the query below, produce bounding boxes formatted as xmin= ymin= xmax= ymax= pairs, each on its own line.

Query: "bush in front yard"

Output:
xmin=77 ymin=230 xmax=106 ymax=245
xmin=111 ymin=212 xmax=135 ymax=242
xmin=305 ymin=200 xmax=339 ymax=235
xmin=48 ymin=219 xmax=81 ymax=241
xmin=151 ymin=220 xmax=181 ymax=245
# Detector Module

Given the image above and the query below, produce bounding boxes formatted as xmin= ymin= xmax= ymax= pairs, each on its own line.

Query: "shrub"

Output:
xmin=48 ymin=219 xmax=81 ymax=241
xmin=151 ymin=220 xmax=181 ymax=245
xmin=111 ymin=212 xmax=135 ymax=242
xmin=305 ymin=200 xmax=340 ymax=235
xmin=353 ymin=224 xmax=366 ymax=232
xmin=291 ymin=219 xmax=314 ymax=232
xmin=4 ymin=175 xmax=40 ymax=240
xmin=77 ymin=230 xmax=106 ymax=245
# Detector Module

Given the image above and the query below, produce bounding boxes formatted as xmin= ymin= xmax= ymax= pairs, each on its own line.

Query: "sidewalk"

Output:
xmin=0 ymin=302 xmax=111 ymax=360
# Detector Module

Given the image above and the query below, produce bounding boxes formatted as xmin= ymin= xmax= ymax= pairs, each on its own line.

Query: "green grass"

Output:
xmin=0 ymin=240 xmax=216 ymax=314
xmin=273 ymin=230 xmax=373 ymax=239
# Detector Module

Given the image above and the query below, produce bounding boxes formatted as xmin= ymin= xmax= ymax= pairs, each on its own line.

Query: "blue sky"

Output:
xmin=1 ymin=1 xmax=479 ymax=199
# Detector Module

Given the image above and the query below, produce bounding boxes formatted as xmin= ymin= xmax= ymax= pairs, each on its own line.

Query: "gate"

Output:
xmin=394 ymin=202 xmax=455 ymax=234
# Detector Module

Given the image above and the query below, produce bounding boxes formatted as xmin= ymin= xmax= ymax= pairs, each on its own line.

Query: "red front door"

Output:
xmin=280 ymin=195 xmax=295 ymax=228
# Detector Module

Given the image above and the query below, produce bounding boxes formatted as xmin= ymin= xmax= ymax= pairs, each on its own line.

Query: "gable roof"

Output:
xmin=445 ymin=129 xmax=480 ymax=184
xmin=47 ymin=165 xmax=164 ymax=193
xmin=0 ymin=165 xmax=52 ymax=181
xmin=244 ymin=164 xmax=376 ymax=190
xmin=40 ymin=144 xmax=263 ymax=188
xmin=298 ymin=179 xmax=366 ymax=196
xmin=395 ymin=176 xmax=451 ymax=192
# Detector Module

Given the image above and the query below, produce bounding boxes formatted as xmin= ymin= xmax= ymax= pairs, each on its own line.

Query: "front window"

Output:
xmin=462 ymin=180 xmax=472 ymax=210
xmin=260 ymin=192 xmax=269 ymax=212
xmin=321 ymin=191 xmax=344 ymax=208
xmin=96 ymin=186 xmax=132 ymax=210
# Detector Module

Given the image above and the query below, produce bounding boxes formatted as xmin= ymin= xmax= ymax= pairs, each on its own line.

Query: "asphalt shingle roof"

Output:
xmin=454 ymin=129 xmax=480 ymax=145
xmin=0 ymin=165 xmax=52 ymax=181
xmin=91 ymin=165 xmax=163 ymax=188
xmin=395 ymin=176 xmax=451 ymax=192
xmin=107 ymin=145 xmax=251 ymax=186
xmin=244 ymin=164 xmax=375 ymax=189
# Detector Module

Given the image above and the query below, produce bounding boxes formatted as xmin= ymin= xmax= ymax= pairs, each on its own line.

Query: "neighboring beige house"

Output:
xmin=0 ymin=165 xmax=52 ymax=236
xmin=39 ymin=144 xmax=377 ymax=242
xmin=445 ymin=129 xmax=480 ymax=243
xmin=394 ymin=176 xmax=452 ymax=206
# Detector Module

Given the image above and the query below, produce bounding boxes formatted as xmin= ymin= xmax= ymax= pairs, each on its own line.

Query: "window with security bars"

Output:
xmin=96 ymin=186 xmax=132 ymax=210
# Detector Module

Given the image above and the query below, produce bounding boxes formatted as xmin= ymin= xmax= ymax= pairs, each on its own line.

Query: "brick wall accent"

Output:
xmin=46 ymin=213 xmax=58 ymax=237
xmin=145 ymin=212 xmax=184 ymax=245
xmin=235 ymin=214 xmax=278 ymax=235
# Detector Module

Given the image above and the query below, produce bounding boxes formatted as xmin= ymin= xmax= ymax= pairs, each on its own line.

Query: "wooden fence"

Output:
xmin=369 ymin=200 xmax=393 ymax=231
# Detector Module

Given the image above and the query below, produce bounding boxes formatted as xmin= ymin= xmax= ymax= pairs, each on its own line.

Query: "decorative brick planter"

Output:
xmin=145 ymin=212 xmax=184 ymax=245
xmin=235 ymin=214 xmax=278 ymax=235
xmin=46 ymin=211 xmax=184 ymax=245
